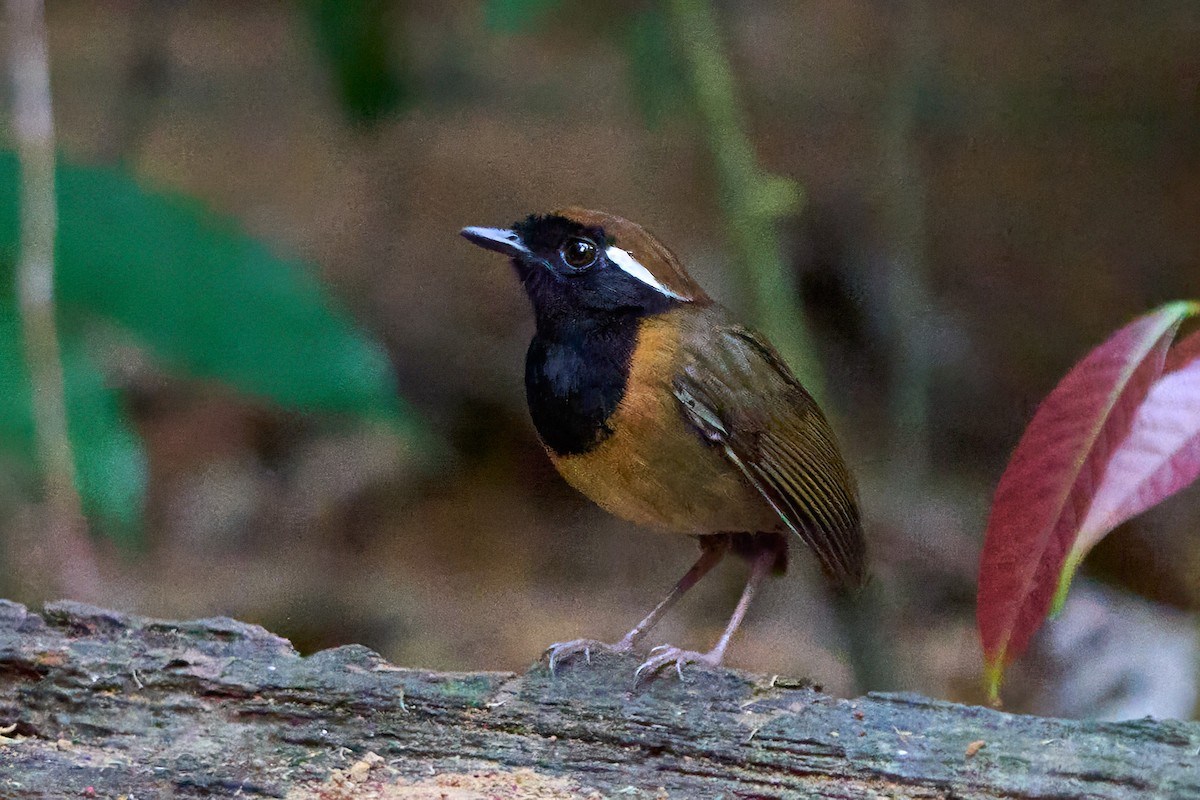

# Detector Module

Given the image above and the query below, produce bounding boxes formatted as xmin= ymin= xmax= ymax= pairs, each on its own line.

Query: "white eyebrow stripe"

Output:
xmin=605 ymin=246 xmax=688 ymax=301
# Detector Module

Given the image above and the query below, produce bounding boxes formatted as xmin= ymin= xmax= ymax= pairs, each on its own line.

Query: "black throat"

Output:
xmin=525 ymin=310 xmax=643 ymax=456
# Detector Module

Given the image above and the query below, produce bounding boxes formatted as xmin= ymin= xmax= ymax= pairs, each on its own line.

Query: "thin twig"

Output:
xmin=665 ymin=0 xmax=823 ymax=399
xmin=7 ymin=0 xmax=100 ymax=600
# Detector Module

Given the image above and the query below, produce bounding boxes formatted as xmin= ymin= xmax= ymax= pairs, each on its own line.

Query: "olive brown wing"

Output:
xmin=672 ymin=322 xmax=866 ymax=586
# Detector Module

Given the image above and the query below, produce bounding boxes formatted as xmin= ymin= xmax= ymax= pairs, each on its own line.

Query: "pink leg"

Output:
xmin=546 ymin=539 xmax=728 ymax=673
xmin=636 ymin=546 xmax=775 ymax=680
xmin=614 ymin=540 xmax=728 ymax=649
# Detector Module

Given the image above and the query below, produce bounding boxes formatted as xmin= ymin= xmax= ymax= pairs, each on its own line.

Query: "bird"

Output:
xmin=461 ymin=208 xmax=865 ymax=678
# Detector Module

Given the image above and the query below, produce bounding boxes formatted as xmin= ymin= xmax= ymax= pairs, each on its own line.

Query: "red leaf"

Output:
xmin=1053 ymin=329 xmax=1200 ymax=608
xmin=977 ymin=302 xmax=1197 ymax=702
xmin=1163 ymin=327 xmax=1200 ymax=374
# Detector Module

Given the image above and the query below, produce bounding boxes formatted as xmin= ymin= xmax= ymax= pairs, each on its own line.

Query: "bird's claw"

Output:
xmin=635 ymin=645 xmax=722 ymax=682
xmin=544 ymin=638 xmax=630 ymax=674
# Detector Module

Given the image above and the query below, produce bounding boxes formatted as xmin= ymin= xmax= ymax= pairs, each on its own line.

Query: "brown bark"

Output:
xmin=0 ymin=600 xmax=1196 ymax=798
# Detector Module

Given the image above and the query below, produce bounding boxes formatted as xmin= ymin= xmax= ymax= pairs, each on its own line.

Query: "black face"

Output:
xmin=461 ymin=213 xmax=677 ymax=455
xmin=465 ymin=214 xmax=675 ymax=327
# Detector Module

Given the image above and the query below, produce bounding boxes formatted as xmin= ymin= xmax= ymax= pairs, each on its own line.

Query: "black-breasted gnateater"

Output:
xmin=462 ymin=208 xmax=865 ymax=678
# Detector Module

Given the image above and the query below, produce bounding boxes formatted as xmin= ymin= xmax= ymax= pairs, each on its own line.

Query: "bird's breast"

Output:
xmin=524 ymin=317 xmax=638 ymax=457
xmin=546 ymin=314 xmax=774 ymax=535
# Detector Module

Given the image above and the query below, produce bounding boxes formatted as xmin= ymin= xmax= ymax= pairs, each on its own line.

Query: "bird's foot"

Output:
xmin=544 ymin=637 xmax=633 ymax=674
xmin=634 ymin=644 xmax=722 ymax=682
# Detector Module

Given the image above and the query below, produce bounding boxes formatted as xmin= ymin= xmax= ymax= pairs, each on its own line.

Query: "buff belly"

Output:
xmin=548 ymin=316 xmax=777 ymax=535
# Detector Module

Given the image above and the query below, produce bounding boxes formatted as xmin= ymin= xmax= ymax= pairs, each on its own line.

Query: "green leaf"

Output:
xmin=306 ymin=0 xmax=410 ymax=123
xmin=0 ymin=309 xmax=147 ymax=539
xmin=483 ymin=0 xmax=564 ymax=33
xmin=0 ymin=151 xmax=422 ymax=440
xmin=61 ymin=336 xmax=147 ymax=542
xmin=0 ymin=313 xmax=36 ymax=464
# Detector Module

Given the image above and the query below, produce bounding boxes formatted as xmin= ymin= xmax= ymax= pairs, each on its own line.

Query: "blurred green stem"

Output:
xmin=7 ymin=0 xmax=100 ymax=600
xmin=879 ymin=0 xmax=935 ymax=485
xmin=663 ymin=0 xmax=823 ymax=399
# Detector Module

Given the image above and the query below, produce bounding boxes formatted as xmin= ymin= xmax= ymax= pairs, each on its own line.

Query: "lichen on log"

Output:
xmin=0 ymin=600 xmax=1197 ymax=798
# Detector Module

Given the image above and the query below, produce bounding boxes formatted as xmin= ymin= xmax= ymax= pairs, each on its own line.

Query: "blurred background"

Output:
xmin=1 ymin=1 xmax=1198 ymax=719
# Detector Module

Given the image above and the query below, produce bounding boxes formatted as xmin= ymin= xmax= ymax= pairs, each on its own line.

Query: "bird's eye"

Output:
xmin=560 ymin=237 xmax=598 ymax=270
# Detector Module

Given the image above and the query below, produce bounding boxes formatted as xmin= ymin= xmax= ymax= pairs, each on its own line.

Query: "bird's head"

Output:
xmin=461 ymin=207 xmax=708 ymax=325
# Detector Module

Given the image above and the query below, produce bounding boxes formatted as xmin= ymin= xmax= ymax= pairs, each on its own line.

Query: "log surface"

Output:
xmin=0 ymin=600 xmax=1197 ymax=798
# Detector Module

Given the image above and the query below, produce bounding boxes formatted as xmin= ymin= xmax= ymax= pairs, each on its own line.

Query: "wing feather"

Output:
xmin=673 ymin=318 xmax=866 ymax=586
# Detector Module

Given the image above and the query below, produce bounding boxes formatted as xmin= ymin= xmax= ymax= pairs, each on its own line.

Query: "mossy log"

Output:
xmin=0 ymin=600 xmax=1197 ymax=798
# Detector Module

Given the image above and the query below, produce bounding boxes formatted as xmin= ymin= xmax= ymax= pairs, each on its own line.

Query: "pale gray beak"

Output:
xmin=460 ymin=226 xmax=529 ymax=257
